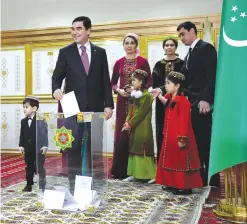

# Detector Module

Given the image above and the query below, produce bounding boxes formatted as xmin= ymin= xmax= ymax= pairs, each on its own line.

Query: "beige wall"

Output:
xmin=1 ymin=0 xmax=222 ymax=30
xmin=0 ymin=0 xmax=221 ymax=154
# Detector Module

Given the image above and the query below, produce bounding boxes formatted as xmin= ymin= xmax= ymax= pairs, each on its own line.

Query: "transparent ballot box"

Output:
xmin=36 ymin=112 xmax=108 ymax=211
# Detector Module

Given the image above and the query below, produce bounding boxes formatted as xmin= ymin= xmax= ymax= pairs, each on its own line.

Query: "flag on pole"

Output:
xmin=208 ymin=0 xmax=247 ymax=181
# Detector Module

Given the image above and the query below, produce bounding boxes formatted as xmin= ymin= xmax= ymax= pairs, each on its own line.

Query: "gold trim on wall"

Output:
xmin=139 ymin=36 xmax=148 ymax=58
xmin=1 ymin=96 xmax=26 ymax=101
xmin=1 ymin=46 xmax=25 ymax=51
xmin=1 ymin=149 xmax=114 ymax=157
xmin=0 ymin=149 xmax=62 ymax=156
xmin=1 ymin=15 xmax=221 ymax=154
xmin=1 ymin=99 xmax=57 ymax=104
xmin=211 ymin=14 xmax=221 ymax=29
xmin=1 ymin=15 xmax=219 ymax=104
xmin=0 ymin=95 xmax=57 ymax=103
xmin=1 ymin=96 xmax=118 ymax=104
xmin=213 ymin=29 xmax=220 ymax=48
xmin=141 ymin=31 xmax=203 ymax=58
xmin=145 ymin=31 xmax=203 ymax=41
xmin=30 ymin=42 xmax=72 ymax=49
xmin=25 ymin=44 xmax=32 ymax=96
xmin=1 ymin=15 xmax=220 ymax=46
xmin=32 ymin=94 xmax=118 ymax=103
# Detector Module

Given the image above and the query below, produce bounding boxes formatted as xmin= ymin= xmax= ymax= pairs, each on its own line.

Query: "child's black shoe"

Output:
xmin=22 ymin=185 xmax=32 ymax=192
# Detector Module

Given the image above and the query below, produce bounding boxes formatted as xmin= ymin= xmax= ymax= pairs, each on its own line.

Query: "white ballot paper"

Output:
xmin=54 ymin=186 xmax=80 ymax=211
xmin=75 ymin=176 xmax=92 ymax=190
xmin=60 ymin=91 xmax=80 ymax=118
xmin=54 ymin=186 xmax=77 ymax=204
xmin=74 ymin=175 xmax=101 ymax=210
xmin=43 ymin=190 xmax=65 ymax=209
xmin=42 ymin=176 xmax=101 ymax=211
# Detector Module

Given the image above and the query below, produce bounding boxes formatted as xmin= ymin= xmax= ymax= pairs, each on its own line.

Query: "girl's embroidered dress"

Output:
xmin=126 ymin=90 xmax=156 ymax=179
xmin=156 ymin=94 xmax=202 ymax=189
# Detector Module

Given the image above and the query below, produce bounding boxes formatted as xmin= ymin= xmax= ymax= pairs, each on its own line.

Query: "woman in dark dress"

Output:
xmin=152 ymin=38 xmax=184 ymax=161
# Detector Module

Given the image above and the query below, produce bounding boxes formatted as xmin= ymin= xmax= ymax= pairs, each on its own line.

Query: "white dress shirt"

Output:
xmin=186 ymin=38 xmax=200 ymax=68
xmin=190 ymin=38 xmax=200 ymax=50
xmin=28 ymin=114 xmax=35 ymax=127
xmin=77 ymin=40 xmax=91 ymax=64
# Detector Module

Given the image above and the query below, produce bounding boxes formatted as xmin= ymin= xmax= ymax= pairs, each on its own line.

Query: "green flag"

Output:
xmin=209 ymin=0 xmax=247 ymax=181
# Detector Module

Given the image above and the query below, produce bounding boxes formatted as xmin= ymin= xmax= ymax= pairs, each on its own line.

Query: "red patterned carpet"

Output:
xmin=0 ymin=154 xmax=61 ymax=188
xmin=1 ymin=154 xmax=226 ymax=223
xmin=198 ymin=175 xmax=226 ymax=224
xmin=199 ymin=194 xmax=226 ymax=223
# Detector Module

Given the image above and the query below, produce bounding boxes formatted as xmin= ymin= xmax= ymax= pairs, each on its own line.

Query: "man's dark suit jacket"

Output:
xmin=52 ymin=42 xmax=114 ymax=112
xmin=19 ymin=115 xmax=48 ymax=153
xmin=161 ymin=40 xmax=217 ymax=106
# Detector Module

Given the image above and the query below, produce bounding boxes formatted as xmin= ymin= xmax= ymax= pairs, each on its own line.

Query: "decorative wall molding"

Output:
xmin=1 ymin=49 xmax=26 ymax=96
xmin=1 ymin=14 xmax=221 ymax=46
xmin=1 ymin=14 xmax=221 ymax=154
xmin=0 ymin=149 xmax=113 ymax=158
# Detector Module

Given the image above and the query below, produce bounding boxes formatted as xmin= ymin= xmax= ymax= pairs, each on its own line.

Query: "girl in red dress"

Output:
xmin=156 ymin=71 xmax=202 ymax=194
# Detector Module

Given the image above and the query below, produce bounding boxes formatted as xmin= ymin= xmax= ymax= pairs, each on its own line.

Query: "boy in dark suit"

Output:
xmin=19 ymin=96 xmax=48 ymax=192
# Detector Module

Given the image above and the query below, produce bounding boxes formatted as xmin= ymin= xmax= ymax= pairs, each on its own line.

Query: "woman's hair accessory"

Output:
xmin=125 ymin=33 xmax=139 ymax=41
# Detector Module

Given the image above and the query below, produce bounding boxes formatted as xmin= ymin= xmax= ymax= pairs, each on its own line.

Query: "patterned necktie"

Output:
xmin=186 ymin=47 xmax=192 ymax=69
xmin=80 ymin=45 xmax=90 ymax=74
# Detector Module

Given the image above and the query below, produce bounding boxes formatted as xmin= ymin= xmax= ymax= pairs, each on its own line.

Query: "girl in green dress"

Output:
xmin=122 ymin=69 xmax=156 ymax=183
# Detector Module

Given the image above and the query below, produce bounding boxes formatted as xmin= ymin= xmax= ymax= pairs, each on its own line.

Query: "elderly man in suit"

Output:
xmin=52 ymin=16 xmax=114 ymax=193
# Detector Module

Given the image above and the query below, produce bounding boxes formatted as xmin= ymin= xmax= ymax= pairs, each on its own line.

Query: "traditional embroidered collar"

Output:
xmin=160 ymin=58 xmax=180 ymax=64
xmin=165 ymin=94 xmax=180 ymax=101
xmin=164 ymin=94 xmax=181 ymax=108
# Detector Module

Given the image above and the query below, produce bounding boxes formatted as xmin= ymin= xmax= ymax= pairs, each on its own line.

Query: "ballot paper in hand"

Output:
xmin=60 ymin=91 xmax=80 ymax=118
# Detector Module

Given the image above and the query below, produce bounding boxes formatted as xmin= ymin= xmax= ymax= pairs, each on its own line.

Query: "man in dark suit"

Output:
xmin=175 ymin=21 xmax=220 ymax=187
xmin=151 ymin=21 xmax=220 ymax=187
xmin=19 ymin=96 xmax=48 ymax=192
xmin=52 ymin=16 xmax=114 ymax=193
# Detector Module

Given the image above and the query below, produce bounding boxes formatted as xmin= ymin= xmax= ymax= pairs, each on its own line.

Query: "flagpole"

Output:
xmin=229 ymin=168 xmax=233 ymax=204
xmin=243 ymin=163 xmax=247 ymax=206
xmin=234 ymin=166 xmax=238 ymax=206
xmin=225 ymin=170 xmax=229 ymax=204
xmin=241 ymin=163 xmax=245 ymax=206
xmin=209 ymin=0 xmax=247 ymax=222
xmin=213 ymin=163 xmax=247 ymax=223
